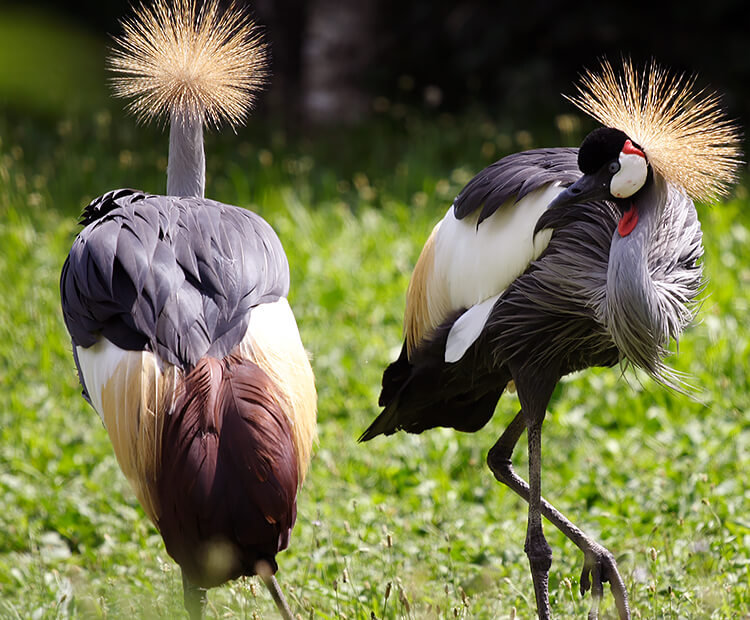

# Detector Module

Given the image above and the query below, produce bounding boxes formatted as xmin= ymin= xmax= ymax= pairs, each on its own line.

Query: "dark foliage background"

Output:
xmin=3 ymin=0 xmax=748 ymax=132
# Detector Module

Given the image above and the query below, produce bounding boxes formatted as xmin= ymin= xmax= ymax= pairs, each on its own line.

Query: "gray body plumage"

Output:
xmin=60 ymin=188 xmax=289 ymax=372
xmin=364 ymin=146 xmax=703 ymax=439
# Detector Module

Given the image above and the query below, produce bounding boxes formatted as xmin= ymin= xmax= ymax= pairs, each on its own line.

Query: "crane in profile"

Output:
xmin=361 ymin=59 xmax=741 ymax=619
xmin=59 ymin=1 xmax=316 ymax=618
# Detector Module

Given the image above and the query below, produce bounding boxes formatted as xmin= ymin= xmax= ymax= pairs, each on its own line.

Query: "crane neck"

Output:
xmin=167 ymin=114 xmax=205 ymax=198
xmin=613 ymin=176 xmax=665 ymax=257
xmin=605 ymin=173 xmax=669 ymax=377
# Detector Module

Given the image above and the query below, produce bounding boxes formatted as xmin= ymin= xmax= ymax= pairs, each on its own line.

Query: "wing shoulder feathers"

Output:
xmin=401 ymin=147 xmax=580 ymax=359
xmin=78 ymin=341 xmax=303 ymax=587
xmin=158 ymin=356 xmax=298 ymax=587
xmin=452 ymin=147 xmax=580 ymax=223
xmin=61 ymin=193 xmax=290 ymax=367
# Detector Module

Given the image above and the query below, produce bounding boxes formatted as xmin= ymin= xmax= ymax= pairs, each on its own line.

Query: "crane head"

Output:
xmin=548 ymin=127 xmax=649 ymax=209
xmin=565 ymin=58 xmax=742 ymax=203
xmin=109 ymin=0 xmax=268 ymax=129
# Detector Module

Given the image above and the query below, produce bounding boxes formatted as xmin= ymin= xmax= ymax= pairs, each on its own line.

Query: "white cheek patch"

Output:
xmin=610 ymin=152 xmax=648 ymax=198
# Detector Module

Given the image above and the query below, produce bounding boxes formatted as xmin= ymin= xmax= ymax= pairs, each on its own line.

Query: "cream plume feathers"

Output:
xmin=108 ymin=0 xmax=268 ymax=128
xmin=568 ymin=58 xmax=742 ymax=202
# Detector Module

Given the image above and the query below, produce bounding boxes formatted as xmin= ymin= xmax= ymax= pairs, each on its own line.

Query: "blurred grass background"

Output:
xmin=0 ymin=7 xmax=107 ymax=116
xmin=1 ymin=4 xmax=749 ymax=619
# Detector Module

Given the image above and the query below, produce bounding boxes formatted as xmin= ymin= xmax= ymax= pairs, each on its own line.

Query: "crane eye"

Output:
xmin=608 ymin=161 xmax=621 ymax=174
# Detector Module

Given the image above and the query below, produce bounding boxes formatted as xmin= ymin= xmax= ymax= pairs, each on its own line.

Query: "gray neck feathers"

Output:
xmin=606 ymin=174 xmax=672 ymax=380
xmin=167 ymin=114 xmax=205 ymax=198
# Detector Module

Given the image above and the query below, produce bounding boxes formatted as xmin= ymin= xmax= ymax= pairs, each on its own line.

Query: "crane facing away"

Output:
xmin=361 ymin=59 xmax=741 ymax=619
xmin=59 ymin=1 xmax=316 ymax=618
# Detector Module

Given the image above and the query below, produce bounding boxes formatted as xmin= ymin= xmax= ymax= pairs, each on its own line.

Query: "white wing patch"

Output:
xmin=433 ymin=184 xmax=562 ymax=312
xmin=76 ymin=338 xmax=176 ymax=524
xmin=429 ymin=184 xmax=562 ymax=361
xmin=76 ymin=339 xmax=135 ymax=422
xmin=444 ymin=292 xmax=502 ymax=362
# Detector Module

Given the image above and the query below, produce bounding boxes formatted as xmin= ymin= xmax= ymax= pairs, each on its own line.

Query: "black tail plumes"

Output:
xmin=361 ymin=331 xmax=506 ymax=442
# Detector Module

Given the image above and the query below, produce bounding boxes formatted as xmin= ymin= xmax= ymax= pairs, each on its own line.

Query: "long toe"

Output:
xmin=579 ymin=544 xmax=630 ymax=620
xmin=584 ymin=561 xmax=603 ymax=620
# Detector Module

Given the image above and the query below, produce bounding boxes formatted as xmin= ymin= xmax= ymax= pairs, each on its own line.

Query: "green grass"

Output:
xmin=1 ymin=99 xmax=749 ymax=620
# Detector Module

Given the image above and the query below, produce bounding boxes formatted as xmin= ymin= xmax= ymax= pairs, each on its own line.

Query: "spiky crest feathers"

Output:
xmin=108 ymin=0 xmax=268 ymax=128
xmin=567 ymin=58 xmax=742 ymax=202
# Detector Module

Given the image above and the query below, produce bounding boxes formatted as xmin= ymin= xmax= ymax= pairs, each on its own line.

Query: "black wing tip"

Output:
xmin=357 ymin=430 xmax=376 ymax=443
xmin=358 ymin=423 xmax=397 ymax=443
xmin=358 ymin=422 xmax=385 ymax=443
xmin=358 ymin=405 xmax=389 ymax=442
xmin=359 ymin=397 xmax=402 ymax=442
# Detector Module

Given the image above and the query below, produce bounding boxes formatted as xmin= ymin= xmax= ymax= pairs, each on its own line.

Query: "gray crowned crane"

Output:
xmin=59 ymin=1 xmax=316 ymax=618
xmin=361 ymin=59 xmax=741 ymax=619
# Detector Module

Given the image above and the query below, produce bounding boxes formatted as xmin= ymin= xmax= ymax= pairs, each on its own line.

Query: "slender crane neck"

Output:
xmin=613 ymin=177 xmax=665 ymax=254
xmin=605 ymin=173 xmax=669 ymax=376
xmin=167 ymin=114 xmax=206 ymax=198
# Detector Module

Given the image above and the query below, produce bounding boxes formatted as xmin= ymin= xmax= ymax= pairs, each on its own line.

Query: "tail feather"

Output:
xmin=158 ymin=355 xmax=298 ymax=588
xmin=377 ymin=343 xmax=410 ymax=408
xmin=361 ymin=339 xmax=505 ymax=441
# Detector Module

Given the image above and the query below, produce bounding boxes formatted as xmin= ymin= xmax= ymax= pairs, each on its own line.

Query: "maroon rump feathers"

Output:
xmin=158 ymin=356 xmax=299 ymax=588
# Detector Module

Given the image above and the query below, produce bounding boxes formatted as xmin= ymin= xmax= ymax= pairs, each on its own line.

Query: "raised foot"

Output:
xmin=579 ymin=543 xmax=630 ymax=620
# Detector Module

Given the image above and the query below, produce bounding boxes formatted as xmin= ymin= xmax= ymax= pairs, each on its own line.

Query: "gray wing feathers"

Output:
xmin=61 ymin=190 xmax=289 ymax=368
xmin=453 ymin=148 xmax=581 ymax=225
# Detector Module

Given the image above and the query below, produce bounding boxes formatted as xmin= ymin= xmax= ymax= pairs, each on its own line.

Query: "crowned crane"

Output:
xmin=361 ymin=59 xmax=741 ymax=619
xmin=59 ymin=1 xmax=316 ymax=618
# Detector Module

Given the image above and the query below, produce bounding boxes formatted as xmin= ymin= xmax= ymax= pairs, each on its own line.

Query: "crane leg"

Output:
xmin=487 ymin=410 xmax=631 ymax=620
xmin=523 ymin=404 xmax=552 ymax=620
xmin=255 ymin=559 xmax=295 ymax=620
xmin=182 ymin=571 xmax=207 ymax=620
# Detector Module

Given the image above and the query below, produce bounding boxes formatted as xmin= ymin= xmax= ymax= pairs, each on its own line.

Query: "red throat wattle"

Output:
xmin=618 ymin=205 xmax=639 ymax=236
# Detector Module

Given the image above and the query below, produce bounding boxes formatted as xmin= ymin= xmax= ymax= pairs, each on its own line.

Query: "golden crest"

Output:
xmin=568 ymin=58 xmax=742 ymax=201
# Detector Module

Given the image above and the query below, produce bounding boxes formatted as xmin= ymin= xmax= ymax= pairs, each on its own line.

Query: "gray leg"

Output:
xmin=182 ymin=571 xmax=207 ymax=620
xmin=255 ymin=559 xmax=294 ymax=620
xmin=524 ymin=408 xmax=552 ymax=619
xmin=488 ymin=410 xmax=631 ymax=620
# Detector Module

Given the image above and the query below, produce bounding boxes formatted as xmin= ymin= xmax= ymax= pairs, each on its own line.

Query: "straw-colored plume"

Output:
xmin=108 ymin=0 xmax=268 ymax=128
xmin=568 ymin=58 xmax=742 ymax=202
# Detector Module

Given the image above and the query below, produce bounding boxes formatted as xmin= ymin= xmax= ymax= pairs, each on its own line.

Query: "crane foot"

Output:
xmin=579 ymin=543 xmax=630 ymax=620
